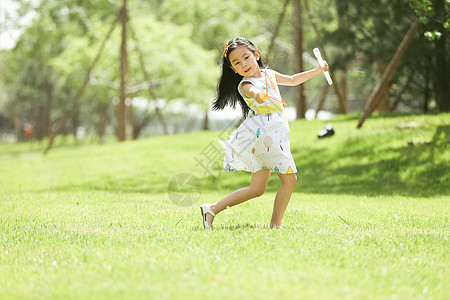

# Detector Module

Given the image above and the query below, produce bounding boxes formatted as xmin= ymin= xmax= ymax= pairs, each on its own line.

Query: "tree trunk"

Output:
xmin=13 ymin=113 xmax=20 ymax=142
xmin=117 ymin=0 xmax=129 ymax=141
xmin=390 ymin=70 xmax=414 ymax=112
xmin=433 ymin=0 xmax=450 ymax=112
xmin=315 ymin=83 xmax=330 ymax=119
xmin=128 ymin=19 xmax=169 ymax=135
xmin=71 ymin=106 xmax=80 ymax=141
xmin=203 ymin=110 xmax=209 ymax=131
xmin=36 ymin=107 xmax=45 ymax=141
xmin=43 ymin=73 xmax=53 ymax=139
xmin=266 ymin=0 xmax=290 ymax=62
xmin=43 ymin=14 xmax=120 ymax=154
xmin=293 ymin=0 xmax=306 ymax=119
xmin=133 ymin=113 xmax=154 ymax=140
xmin=97 ymin=102 xmax=108 ymax=143
xmin=304 ymin=0 xmax=348 ymax=114
xmin=375 ymin=61 xmax=392 ymax=112
xmin=357 ymin=18 xmax=420 ymax=128
xmin=341 ymin=70 xmax=349 ymax=112
xmin=335 ymin=8 xmax=349 ymax=114
xmin=423 ymin=65 xmax=430 ymax=114
xmin=155 ymin=107 xmax=168 ymax=134
xmin=128 ymin=99 xmax=135 ymax=140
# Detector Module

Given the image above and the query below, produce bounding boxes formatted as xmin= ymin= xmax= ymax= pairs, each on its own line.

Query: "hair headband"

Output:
xmin=223 ymin=39 xmax=255 ymax=58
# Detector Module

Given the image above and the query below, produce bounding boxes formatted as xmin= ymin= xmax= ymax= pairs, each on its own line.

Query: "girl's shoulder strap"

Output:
xmin=263 ymin=68 xmax=277 ymax=81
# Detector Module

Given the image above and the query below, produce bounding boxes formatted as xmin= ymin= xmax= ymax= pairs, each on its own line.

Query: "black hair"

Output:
xmin=211 ymin=37 xmax=265 ymax=118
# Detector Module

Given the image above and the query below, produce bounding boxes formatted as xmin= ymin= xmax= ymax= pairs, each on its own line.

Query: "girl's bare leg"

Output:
xmin=205 ymin=169 xmax=271 ymax=226
xmin=269 ymin=173 xmax=297 ymax=227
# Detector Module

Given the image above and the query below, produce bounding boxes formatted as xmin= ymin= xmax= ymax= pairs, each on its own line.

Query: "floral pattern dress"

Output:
xmin=219 ymin=69 xmax=297 ymax=174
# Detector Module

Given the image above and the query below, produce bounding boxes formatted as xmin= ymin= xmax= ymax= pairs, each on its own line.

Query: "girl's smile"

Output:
xmin=228 ymin=45 xmax=262 ymax=78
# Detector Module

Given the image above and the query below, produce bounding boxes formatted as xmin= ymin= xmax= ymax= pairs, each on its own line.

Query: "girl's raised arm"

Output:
xmin=275 ymin=63 xmax=328 ymax=86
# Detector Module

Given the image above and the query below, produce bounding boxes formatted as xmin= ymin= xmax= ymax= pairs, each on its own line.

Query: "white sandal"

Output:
xmin=268 ymin=225 xmax=283 ymax=229
xmin=200 ymin=203 xmax=216 ymax=229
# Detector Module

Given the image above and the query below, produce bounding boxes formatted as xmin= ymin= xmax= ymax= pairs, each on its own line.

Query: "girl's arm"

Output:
xmin=275 ymin=63 xmax=329 ymax=86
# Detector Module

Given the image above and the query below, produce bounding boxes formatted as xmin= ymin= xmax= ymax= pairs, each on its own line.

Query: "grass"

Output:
xmin=0 ymin=113 xmax=449 ymax=299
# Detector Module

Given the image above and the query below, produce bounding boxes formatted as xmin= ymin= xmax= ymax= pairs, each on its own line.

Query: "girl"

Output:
xmin=200 ymin=37 xmax=328 ymax=229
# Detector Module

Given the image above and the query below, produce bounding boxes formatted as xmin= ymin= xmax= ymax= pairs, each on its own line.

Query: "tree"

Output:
xmin=1 ymin=0 xmax=75 ymax=141
xmin=1 ymin=0 xmax=218 ymax=148
xmin=357 ymin=19 xmax=421 ymax=128
xmin=328 ymin=0 xmax=449 ymax=116
xmin=293 ymin=0 xmax=307 ymax=119
xmin=411 ymin=0 xmax=450 ymax=112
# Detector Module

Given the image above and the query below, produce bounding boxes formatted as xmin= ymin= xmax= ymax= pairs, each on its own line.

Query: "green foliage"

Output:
xmin=330 ymin=0 xmax=417 ymax=67
xmin=157 ymin=0 xmax=264 ymax=51
xmin=126 ymin=12 xmax=218 ymax=105
xmin=328 ymin=0 xmax=450 ymax=113
xmin=411 ymin=0 xmax=450 ymax=40
xmin=50 ymin=11 xmax=218 ymax=107
xmin=156 ymin=0 xmax=314 ymax=67
xmin=1 ymin=0 xmax=220 ymax=139
xmin=1 ymin=0 xmax=449 ymax=143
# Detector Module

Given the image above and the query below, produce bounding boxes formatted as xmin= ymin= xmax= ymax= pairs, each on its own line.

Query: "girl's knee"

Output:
xmin=282 ymin=174 xmax=297 ymax=188
xmin=248 ymin=185 xmax=266 ymax=198
xmin=292 ymin=174 xmax=298 ymax=185
xmin=289 ymin=176 xmax=297 ymax=189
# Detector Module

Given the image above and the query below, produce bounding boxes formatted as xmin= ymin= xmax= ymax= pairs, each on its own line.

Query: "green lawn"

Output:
xmin=0 ymin=113 xmax=449 ymax=299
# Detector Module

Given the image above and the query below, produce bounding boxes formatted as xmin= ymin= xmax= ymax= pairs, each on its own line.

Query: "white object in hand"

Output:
xmin=313 ymin=48 xmax=333 ymax=85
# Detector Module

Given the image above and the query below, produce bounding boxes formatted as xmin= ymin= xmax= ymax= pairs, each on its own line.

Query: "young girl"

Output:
xmin=200 ymin=37 xmax=328 ymax=229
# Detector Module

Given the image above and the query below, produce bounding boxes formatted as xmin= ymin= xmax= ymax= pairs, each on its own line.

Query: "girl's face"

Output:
xmin=228 ymin=45 xmax=261 ymax=78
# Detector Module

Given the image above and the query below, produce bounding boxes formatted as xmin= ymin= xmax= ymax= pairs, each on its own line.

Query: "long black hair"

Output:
xmin=211 ymin=37 xmax=265 ymax=118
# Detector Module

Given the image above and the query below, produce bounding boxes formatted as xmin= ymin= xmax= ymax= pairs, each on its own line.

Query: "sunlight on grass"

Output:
xmin=0 ymin=114 xmax=449 ymax=299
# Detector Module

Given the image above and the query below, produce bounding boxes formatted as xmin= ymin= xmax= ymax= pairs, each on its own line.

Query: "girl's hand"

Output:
xmin=242 ymin=82 xmax=269 ymax=103
xmin=317 ymin=61 xmax=329 ymax=73
xmin=255 ymin=91 xmax=269 ymax=104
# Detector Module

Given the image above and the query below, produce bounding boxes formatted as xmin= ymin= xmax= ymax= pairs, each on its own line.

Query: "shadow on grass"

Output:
xmin=202 ymin=125 xmax=450 ymax=198
xmin=47 ymin=174 xmax=172 ymax=194
xmin=0 ymin=135 xmax=101 ymax=156
xmin=24 ymin=123 xmax=448 ymax=199
xmin=188 ymin=223 xmax=265 ymax=231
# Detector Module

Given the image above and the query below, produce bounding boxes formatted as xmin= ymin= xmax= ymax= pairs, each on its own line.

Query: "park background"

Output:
xmin=0 ymin=0 xmax=449 ymax=142
xmin=0 ymin=0 xmax=449 ymax=299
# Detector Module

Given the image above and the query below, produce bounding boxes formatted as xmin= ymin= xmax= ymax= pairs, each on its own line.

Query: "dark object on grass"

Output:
xmin=318 ymin=124 xmax=335 ymax=139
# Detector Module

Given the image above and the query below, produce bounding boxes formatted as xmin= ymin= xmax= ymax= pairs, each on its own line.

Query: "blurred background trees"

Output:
xmin=0 ymin=0 xmax=448 ymax=144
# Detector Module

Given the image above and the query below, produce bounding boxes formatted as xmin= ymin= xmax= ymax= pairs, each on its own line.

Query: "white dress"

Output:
xmin=219 ymin=69 xmax=297 ymax=174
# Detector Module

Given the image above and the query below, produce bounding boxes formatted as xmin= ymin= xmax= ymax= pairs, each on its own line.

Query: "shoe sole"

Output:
xmin=200 ymin=205 xmax=212 ymax=229
xmin=200 ymin=206 xmax=206 ymax=229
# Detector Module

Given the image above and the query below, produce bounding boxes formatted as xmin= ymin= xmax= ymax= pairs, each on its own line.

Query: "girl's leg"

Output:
xmin=269 ymin=173 xmax=297 ymax=227
xmin=205 ymin=169 xmax=271 ymax=226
